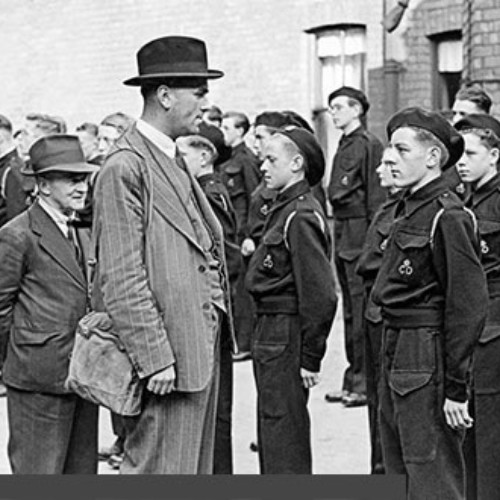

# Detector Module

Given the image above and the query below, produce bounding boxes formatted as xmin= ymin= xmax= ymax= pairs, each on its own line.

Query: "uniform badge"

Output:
xmin=263 ymin=254 xmax=274 ymax=269
xmin=260 ymin=204 xmax=270 ymax=216
xmin=456 ymin=183 xmax=466 ymax=195
xmin=481 ymin=240 xmax=489 ymax=254
xmin=341 ymin=175 xmax=349 ymax=186
xmin=380 ymin=238 xmax=388 ymax=251
xmin=227 ymin=178 xmax=234 ymax=188
xmin=398 ymin=259 xmax=413 ymax=276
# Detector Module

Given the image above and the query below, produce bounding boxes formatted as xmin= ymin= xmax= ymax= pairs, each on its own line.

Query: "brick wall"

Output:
xmin=0 ymin=0 xmax=387 ymax=133
xmin=463 ymin=0 xmax=500 ymax=117
xmin=398 ymin=0 xmax=463 ymax=111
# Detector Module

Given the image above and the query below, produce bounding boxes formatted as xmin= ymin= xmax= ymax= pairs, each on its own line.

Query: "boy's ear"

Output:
xmin=426 ymin=146 xmax=441 ymax=169
xmin=291 ymin=153 xmax=305 ymax=173
xmin=490 ymin=147 xmax=500 ymax=167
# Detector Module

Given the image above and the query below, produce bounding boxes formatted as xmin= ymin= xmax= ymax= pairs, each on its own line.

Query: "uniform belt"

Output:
xmin=255 ymin=296 xmax=298 ymax=314
xmin=382 ymin=307 xmax=443 ymax=328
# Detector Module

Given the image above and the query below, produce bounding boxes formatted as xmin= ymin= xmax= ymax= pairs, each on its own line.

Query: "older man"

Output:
xmin=0 ymin=135 xmax=99 ymax=473
xmin=92 ymin=35 xmax=229 ymax=474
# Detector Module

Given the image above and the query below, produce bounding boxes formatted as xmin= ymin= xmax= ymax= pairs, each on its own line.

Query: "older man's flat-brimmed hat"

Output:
xmin=123 ymin=36 xmax=224 ymax=86
xmin=22 ymin=135 xmax=99 ymax=176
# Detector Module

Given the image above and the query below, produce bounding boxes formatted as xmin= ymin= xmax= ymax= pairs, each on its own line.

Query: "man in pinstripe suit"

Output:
xmin=92 ymin=36 xmax=229 ymax=474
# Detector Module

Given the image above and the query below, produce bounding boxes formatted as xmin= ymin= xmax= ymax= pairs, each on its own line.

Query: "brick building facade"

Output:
xmin=0 ymin=0 xmax=499 ymax=178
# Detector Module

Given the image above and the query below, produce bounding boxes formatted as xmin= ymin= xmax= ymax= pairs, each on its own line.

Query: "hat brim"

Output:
xmin=21 ymin=162 xmax=99 ymax=176
xmin=123 ymin=70 xmax=224 ymax=86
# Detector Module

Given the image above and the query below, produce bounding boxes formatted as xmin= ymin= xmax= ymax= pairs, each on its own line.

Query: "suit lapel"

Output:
xmin=125 ymin=128 xmax=205 ymax=253
xmin=29 ymin=203 xmax=86 ymax=290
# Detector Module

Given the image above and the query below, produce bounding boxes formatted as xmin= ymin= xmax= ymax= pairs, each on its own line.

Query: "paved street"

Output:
xmin=0 ymin=306 xmax=370 ymax=475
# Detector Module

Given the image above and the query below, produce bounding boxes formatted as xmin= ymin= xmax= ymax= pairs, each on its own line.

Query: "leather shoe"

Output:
xmin=232 ymin=351 xmax=252 ymax=362
xmin=98 ymin=437 xmax=124 ymax=461
xmin=107 ymin=453 xmax=123 ymax=470
xmin=343 ymin=393 xmax=367 ymax=408
xmin=324 ymin=390 xmax=349 ymax=403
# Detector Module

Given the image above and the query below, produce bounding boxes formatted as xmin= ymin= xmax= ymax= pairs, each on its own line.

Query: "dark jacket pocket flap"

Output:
xmin=479 ymin=324 xmax=500 ymax=344
xmin=395 ymin=231 xmax=429 ymax=250
xmin=478 ymin=219 xmax=500 ymax=235
xmin=225 ymin=164 xmax=242 ymax=175
xmin=14 ymin=328 xmax=62 ymax=346
xmin=389 ymin=371 xmax=433 ymax=396
xmin=376 ymin=222 xmax=392 ymax=238
xmin=263 ymin=231 xmax=284 ymax=246
xmin=253 ymin=342 xmax=287 ymax=363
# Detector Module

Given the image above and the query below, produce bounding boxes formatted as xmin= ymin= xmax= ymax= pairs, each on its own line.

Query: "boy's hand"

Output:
xmin=443 ymin=398 xmax=473 ymax=430
xmin=147 ymin=365 xmax=176 ymax=395
xmin=300 ymin=368 xmax=320 ymax=389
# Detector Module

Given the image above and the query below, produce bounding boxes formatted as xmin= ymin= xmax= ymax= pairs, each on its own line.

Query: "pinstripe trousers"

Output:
xmin=120 ymin=309 xmax=221 ymax=474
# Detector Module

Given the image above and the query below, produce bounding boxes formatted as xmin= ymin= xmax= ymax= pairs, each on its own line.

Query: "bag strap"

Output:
xmin=429 ymin=206 xmax=478 ymax=250
xmin=283 ymin=209 xmax=326 ymax=251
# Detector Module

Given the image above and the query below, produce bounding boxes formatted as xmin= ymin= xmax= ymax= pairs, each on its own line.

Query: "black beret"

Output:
xmin=387 ymin=107 xmax=464 ymax=170
xmin=254 ymin=111 xmax=290 ymax=129
xmin=274 ymin=126 xmax=325 ymax=186
xmin=327 ymin=86 xmax=370 ymax=114
xmin=454 ymin=114 xmax=500 ymax=140
xmin=198 ymin=121 xmax=232 ymax=166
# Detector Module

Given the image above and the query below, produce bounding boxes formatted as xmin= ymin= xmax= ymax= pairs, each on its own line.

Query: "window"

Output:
xmin=306 ymin=24 xmax=367 ymax=201
xmin=432 ymin=33 xmax=462 ymax=110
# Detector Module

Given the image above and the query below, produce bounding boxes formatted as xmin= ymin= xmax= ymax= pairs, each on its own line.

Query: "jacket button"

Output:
xmin=198 ymin=265 xmax=206 ymax=273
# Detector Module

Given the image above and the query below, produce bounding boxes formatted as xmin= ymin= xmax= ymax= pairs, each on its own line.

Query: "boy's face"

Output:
xmin=389 ymin=127 xmax=437 ymax=192
xmin=261 ymin=135 xmax=298 ymax=191
xmin=253 ymin=125 xmax=274 ymax=161
xmin=175 ymin=138 xmax=204 ymax=177
xmin=376 ymin=148 xmax=398 ymax=189
xmin=456 ymin=132 xmax=498 ymax=184
xmin=221 ymin=117 xmax=243 ymax=147
xmin=451 ymin=99 xmax=482 ymax=124
xmin=328 ymin=95 xmax=359 ymax=130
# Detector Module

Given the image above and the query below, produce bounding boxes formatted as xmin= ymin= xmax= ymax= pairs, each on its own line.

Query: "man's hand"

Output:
xmin=147 ymin=365 xmax=176 ymax=395
xmin=300 ymin=368 xmax=320 ymax=389
xmin=241 ymin=238 xmax=256 ymax=257
xmin=443 ymin=398 xmax=473 ymax=430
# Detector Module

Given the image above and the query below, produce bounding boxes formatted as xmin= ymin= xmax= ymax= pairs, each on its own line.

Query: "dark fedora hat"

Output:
xmin=123 ymin=36 xmax=224 ymax=86
xmin=22 ymin=135 xmax=99 ymax=176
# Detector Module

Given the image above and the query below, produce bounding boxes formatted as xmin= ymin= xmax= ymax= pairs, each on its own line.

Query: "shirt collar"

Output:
xmin=136 ymin=119 xmax=176 ymax=159
xmin=398 ymin=175 xmax=450 ymax=218
xmin=37 ymin=198 xmax=74 ymax=236
xmin=273 ymin=179 xmax=310 ymax=209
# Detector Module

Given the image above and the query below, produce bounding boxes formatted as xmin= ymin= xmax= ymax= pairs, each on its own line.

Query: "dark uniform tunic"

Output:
xmin=462 ymin=173 xmax=500 ymax=500
xmin=356 ymin=190 xmax=400 ymax=474
xmin=371 ymin=175 xmax=488 ymax=500
xmin=197 ymin=172 xmax=241 ymax=475
xmin=221 ymin=142 xmax=261 ymax=353
xmin=328 ymin=125 xmax=384 ymax=396
xmin=246 ymin=180 xmax=337 ymax=474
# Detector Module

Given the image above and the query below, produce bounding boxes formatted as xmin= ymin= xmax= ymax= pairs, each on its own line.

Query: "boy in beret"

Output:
xmin=245 ymin=126 xmax=337 ymax=473
xmin=356 ymin=147 xmax=402 ymax=475
xmin=176 ymin=134 xmax=241 ymax=474
xmin=325 ymin=86 xmax=385 ymax=408
xmin=454 ymin=114 xmax=500 ymax=500
xmin=371 ymin=107 xmax=488 ymax=499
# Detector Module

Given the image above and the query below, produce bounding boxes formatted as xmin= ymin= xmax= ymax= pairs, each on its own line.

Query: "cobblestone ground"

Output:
xmin=0 ymin=305 xmax=370 ymax=475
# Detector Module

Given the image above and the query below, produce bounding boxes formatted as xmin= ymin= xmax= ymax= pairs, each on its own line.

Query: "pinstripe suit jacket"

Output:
xmin=93 ymin=124 xmax=229 ymax=392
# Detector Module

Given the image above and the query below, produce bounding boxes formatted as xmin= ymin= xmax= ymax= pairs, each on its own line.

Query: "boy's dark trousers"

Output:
xmin=463 ymin=301 xmax=500 ymax=500
xmin=252 ymin=313 xmax=311 ymax=474
xmin=213 ymin=318 xmax=234 ymax=474
xmin=379 ymin=326 xmax=466 ymax=500
xmin=363 ymin=287 xmax=384 ymax=474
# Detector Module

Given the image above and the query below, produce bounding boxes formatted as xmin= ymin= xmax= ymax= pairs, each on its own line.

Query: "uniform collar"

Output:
xmin=196 ymin=172 xmax=216 ymax=186
xmin=470 ymin=173 xmax=500 ymax=208
xmin=398 ymin=175 xmax=450 ymax=218
xmin=273 ymin=179 xmax=310 ymax=207
xmin=339 ymin=125 xmax=364 ymax=144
